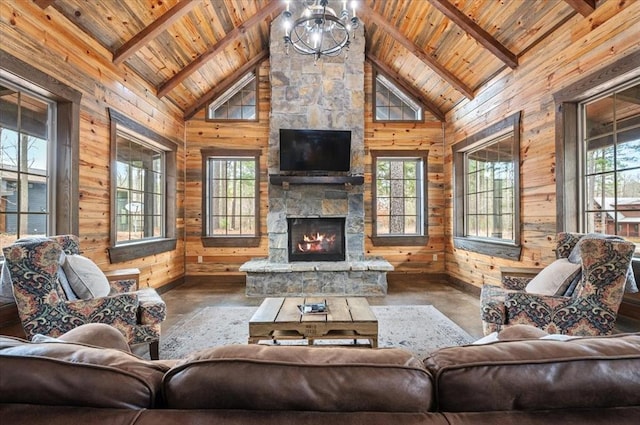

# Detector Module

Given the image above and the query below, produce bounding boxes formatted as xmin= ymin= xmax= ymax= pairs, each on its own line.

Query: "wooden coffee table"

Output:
xmin=248 ymin=297 xmax=378 ymax=347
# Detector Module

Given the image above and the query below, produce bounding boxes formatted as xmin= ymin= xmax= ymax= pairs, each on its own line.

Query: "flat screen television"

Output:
xmin=279 ymin=129 xmax=351 ymax=173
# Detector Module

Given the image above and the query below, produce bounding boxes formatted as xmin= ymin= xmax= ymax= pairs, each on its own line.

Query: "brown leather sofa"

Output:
xmin=1 ymin=327 xmax=639 ymax=425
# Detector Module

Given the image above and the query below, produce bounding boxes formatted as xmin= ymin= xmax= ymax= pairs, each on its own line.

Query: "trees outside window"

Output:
xmin=372 ymin=150 xmax=428 ymax=246
xmin=201 ymin=149 xmax=261 ymax=247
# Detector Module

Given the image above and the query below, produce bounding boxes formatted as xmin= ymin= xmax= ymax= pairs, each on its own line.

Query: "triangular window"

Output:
xmin=374 ymin=73 xmax=423 ymax=122
xmin=206 ymin=71 xmax=257 ymax=121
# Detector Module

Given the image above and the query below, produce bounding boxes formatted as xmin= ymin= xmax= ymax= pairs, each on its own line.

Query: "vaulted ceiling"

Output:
xmin=34 ymin=0 xmax=602 ymax=121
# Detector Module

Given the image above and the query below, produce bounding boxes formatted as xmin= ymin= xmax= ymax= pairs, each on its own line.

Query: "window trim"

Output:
xmin=371 ymin=149 xmax=429 ymax=246
xmin=107 ymin=108 xmax=177 ymax=263
xmin=373 ymin=70 xmax=424 ymax=123
xmin=0 ymin=50 xmax=81 ymax=238
xmin=205 ymin=69 xmax=258 ymax=123
xmin=200 ymin=148 xmax=261 ymax=248
xmin=453 ymin=111 xmax=522 ymax=259
xmin=553 ymin=50 xmax=640 ymax=236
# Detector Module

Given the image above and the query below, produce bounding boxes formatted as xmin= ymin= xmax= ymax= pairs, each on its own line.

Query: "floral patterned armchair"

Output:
xmin=481 ymin=232 xmax=636 ymax=336
xmin=2 ymin=235 xmax=166 ymax=359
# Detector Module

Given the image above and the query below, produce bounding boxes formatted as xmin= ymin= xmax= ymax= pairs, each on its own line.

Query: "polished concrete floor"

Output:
xmin=160 ymin=276 xmax=640 ymax=342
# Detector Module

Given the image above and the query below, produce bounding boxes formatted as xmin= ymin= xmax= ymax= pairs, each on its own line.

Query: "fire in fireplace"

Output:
xmin=287 ymin=217 xmax=346 ymax=262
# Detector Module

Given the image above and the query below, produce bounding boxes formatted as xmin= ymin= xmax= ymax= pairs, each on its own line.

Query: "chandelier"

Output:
xmin=283 ymin=0 xmax=359 ymax=61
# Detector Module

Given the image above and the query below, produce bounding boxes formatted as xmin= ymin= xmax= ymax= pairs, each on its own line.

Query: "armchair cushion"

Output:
xmin=62 ymin=254 xmax=110 ymax=299
xmin=524 ymin=258 xmax=580 ymax=296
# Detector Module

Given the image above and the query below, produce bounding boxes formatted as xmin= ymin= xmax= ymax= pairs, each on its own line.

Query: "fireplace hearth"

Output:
xmin=288 ymin=217 xmax=345 ymax=262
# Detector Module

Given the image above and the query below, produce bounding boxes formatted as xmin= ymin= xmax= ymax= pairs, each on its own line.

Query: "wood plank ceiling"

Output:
xmin=37 ymin=0 xmax=602 ymax=121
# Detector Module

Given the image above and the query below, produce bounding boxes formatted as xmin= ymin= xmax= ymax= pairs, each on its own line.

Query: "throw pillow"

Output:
xmin=62 ymin=254 xmax=110 ymax=300
xmin=525 ymin=258 xmax=581 ymax=296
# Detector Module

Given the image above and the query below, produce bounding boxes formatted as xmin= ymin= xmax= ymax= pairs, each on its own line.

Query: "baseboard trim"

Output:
xmin=155 ymin=276 xmax=186 ymax=295
xmin=184 ymin=274 xmax=246 ymax=286
xmin=446 ymin=276 xmax=481 ymax=297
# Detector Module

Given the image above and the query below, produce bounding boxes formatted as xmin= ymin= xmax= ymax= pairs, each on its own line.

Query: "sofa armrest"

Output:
xmin=104 ymin=268 xmax=140 ymax=293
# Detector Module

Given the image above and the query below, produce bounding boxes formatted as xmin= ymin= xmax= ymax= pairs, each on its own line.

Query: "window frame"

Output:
xmin=373 ymin=70 xmax=424 ymax=123
xmin=205 ymin=69 xmax=258 ymax=123
xmin=0 ymin=82 xmax=56 ymax=239
xmin=578 ymin=78 xmax=640 ymax=239
xmin=201 ymin=148 xmax=261 ymax=248
xmin=453 ymin=112 xmax=522 ymax=259
xmin=0 ymin=50 xmax=81 ymax=241
xmin=371 ymin=149 xmax=429 ymax=246
xmin=108 ymin=108 xmax=177 ymax=263
xmin=554 ymin=51 xmax=640 ymax=239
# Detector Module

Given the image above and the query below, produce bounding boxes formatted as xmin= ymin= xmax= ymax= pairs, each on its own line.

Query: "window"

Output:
xmin=108 ymin=109 xmax=177 ymax=263
xmin=0 ymin=51 xmax=81 ymax=253
xmin=371 ymin=150 xmax=428 ymax=246
xmin=374 ymin=73 xmax=423 ymax=122
xmin=201 ymin=149 xmax=261 ymax=247
xmin=0 ymin=83 xmax=55 ymax=241
xmin=554 ymin=51 xmax=640 ymax=256
xmin=580 ymin=79 xmax=640 ymax=244
xmin=453 ymin=112 xmax=521 ymax=259
xmin=206 ymin=71 xmax=257 ymax=121
xmin=115 ymin=130 xmax=165 ymax=243
xmin=464 ymin=133 xmax=516 ymax=241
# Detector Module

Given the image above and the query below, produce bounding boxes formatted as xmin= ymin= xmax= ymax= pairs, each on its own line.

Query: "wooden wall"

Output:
xmin=0 ymin=1 xmax=186 ymax=290
xmin=184 ymin=61 xmax=445 ymax=279
xmin=443 ymin=1 xmax=640 ymax=289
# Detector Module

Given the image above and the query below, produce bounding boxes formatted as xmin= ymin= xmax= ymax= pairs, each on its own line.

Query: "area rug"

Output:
xmin=160 ymin=305 xmax=475 ymax=360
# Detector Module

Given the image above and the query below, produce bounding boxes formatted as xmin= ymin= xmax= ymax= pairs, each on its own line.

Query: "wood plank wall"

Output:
xmin=0 ymin=1 xmax=186 ymax=290
xmin=184 ymin=62 xmax=445 ymax=280
xmin=443 ymin=1 xmax=640 ymax=289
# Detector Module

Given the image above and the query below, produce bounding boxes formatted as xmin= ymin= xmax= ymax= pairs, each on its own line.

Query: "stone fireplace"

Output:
xmin=240 ymin=1 xmax=392 ymax=296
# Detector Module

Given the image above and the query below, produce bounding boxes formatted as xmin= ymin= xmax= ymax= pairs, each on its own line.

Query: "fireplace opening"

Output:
xmin=287 ymin=217 xmax=346 ymax=262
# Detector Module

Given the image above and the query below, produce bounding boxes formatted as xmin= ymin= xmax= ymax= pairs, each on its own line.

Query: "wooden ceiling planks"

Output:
xmin=42 ymin=0 xmax=585 ymax=120
xmin=428 ymin=0 xmax=518 ymax=69
xmin=113 ymin=1 xmax=199 ymax=65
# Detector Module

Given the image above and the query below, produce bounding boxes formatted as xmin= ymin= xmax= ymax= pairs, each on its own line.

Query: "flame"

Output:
xmin=297 ymin=232 xmax=337 ymax=253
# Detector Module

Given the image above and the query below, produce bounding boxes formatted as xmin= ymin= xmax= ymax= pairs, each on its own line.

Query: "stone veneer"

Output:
xmin=242 ymin=2 xmax=392 ymax=296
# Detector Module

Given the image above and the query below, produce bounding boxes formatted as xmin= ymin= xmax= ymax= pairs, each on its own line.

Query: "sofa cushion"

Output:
xmin=163 ymin=344 xmax=434 ymax=412
xmin=0 ymin=335 xmax=170 ymax=409
xmin=61 ymin=254 xmax=110 ymax=299
xmin=524 ymin=258 xmax=580 ymax=296
xmin=423 ymin=334 xmax=640 ymax=412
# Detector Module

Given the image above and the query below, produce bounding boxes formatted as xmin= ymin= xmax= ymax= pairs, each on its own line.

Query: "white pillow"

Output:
xmin=525 ymin=258 xmax=581 ymax=296
xmin=61 ymin=255 xmax=110 ymax=300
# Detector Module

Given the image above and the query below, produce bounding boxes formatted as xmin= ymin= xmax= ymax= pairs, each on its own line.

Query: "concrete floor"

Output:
xmin=161 ymin=276 xmax=640 ymax=344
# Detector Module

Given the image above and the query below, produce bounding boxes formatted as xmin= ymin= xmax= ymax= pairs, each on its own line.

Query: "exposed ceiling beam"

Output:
xmin=183 ymin=49 xmax=269 ymax=121
xmin=113 ymin=1 xmax=199 ymax=65
xmin=362 ymin=4 xmax=474 ymax=100
xmin=428 ymin=0 xmax=518 ymax=69
xmin=33 ymin=0 xmax=55 ymax=9
xmin=158 ymin=0 xmax=284 ymax=98
xmin=366 ymin=51 xmax=445 ymax=122
xmin=564 ymin=0 xmax=597 ymax=17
